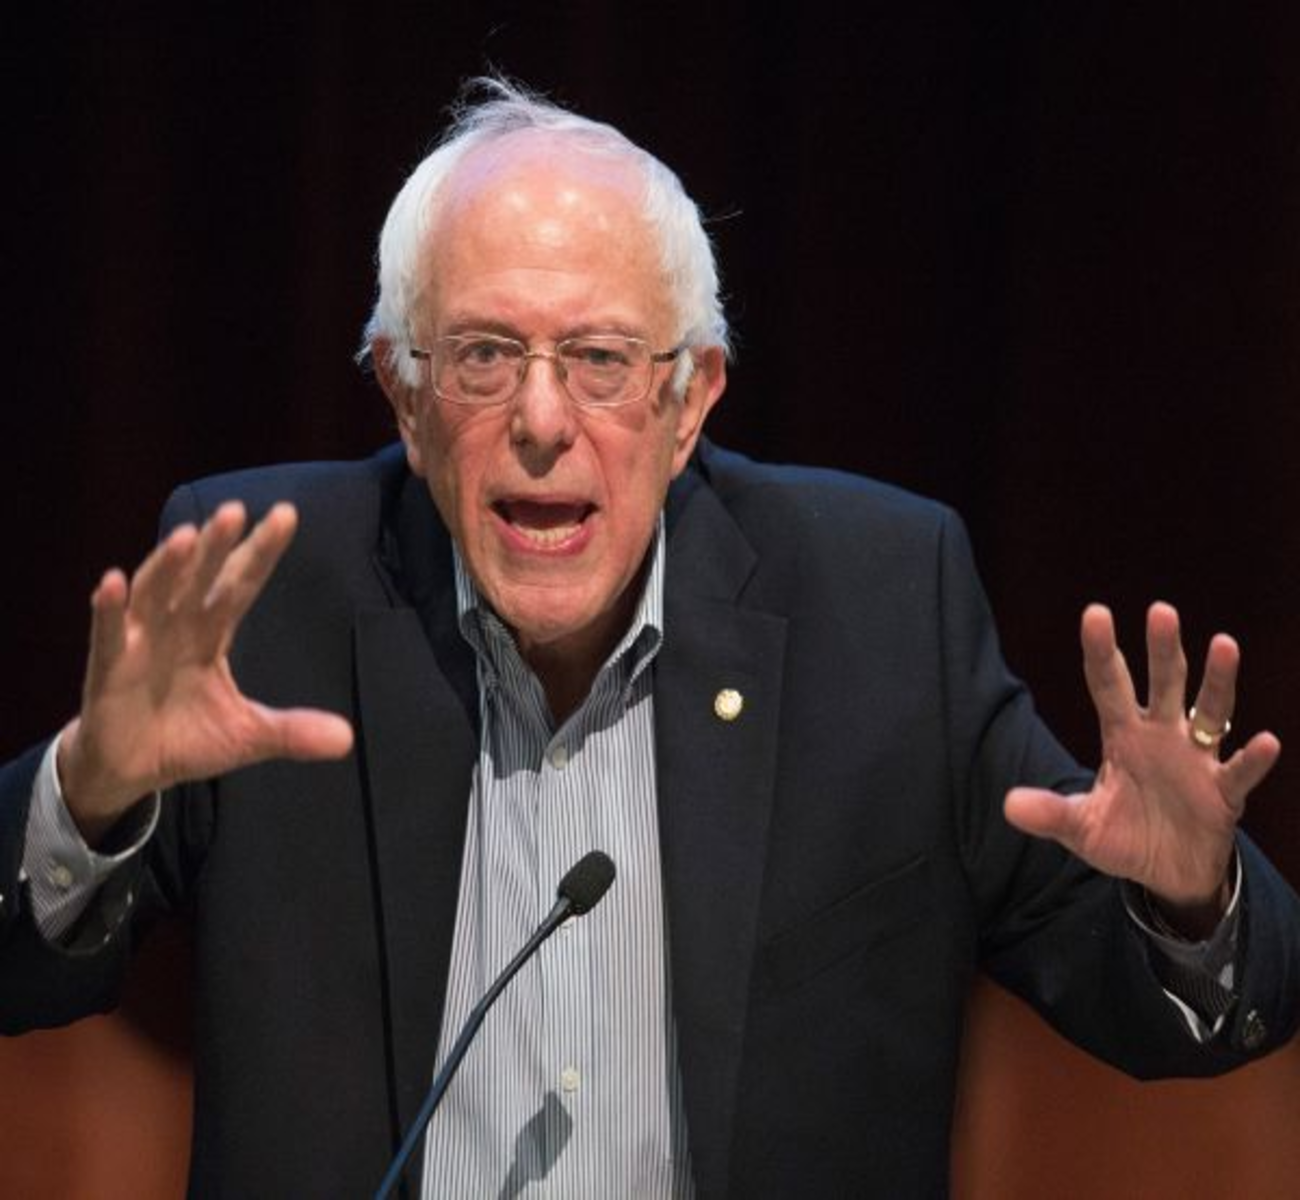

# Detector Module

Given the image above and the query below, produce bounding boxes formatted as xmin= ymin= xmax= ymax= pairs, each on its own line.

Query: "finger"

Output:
xmin=1218 ymin=731 xmax=1281 ymax=814
xmin=130 ymin=523 xmax=200 ymax=627
xmin=202 ymin=504 xmax=299 ymax=646
xmin=174 ymin=502 xmax=248 ymax=613
xmin=1145 ymin=601 xmax=1187 ymax=722
xmin=1081 ymin=604 xmax=1138 ymax=731
xmin=83 ymin=569 xmax=129 ymax=694
xmin=1188 ymin=632 xmax=1240 ymax=747
xmin=1003 ymin=786 xmax=1089 ymax=854
xmin=245 ymin=703 xmax=355 ymax=763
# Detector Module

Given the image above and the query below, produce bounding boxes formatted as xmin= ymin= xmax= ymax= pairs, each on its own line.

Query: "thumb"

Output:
xmin=1004 ymin=787 xmax=1088 ymax=851
xmin=247 ymin=704 xmax=355 ymax=763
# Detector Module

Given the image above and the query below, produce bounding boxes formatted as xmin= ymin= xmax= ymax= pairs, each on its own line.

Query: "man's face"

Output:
xmin=383 ymin=137 xmax=725 ymax=667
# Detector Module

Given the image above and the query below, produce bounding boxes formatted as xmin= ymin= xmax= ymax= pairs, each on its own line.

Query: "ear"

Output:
xmin=372 ymin=337 xmax=427 ymax=477
xmin=670 ymin=347 xmax=727 ymax=477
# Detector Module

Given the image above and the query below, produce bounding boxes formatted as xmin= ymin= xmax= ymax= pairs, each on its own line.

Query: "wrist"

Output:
xmin=1146 ymin=859 xmax=1236 ymax=942
xmin=54 ymin=719 xmax=147 ymax=847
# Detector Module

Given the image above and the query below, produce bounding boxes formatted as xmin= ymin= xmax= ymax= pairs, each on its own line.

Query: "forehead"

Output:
xmin=419 ymin=131 xmax=672 ymax=328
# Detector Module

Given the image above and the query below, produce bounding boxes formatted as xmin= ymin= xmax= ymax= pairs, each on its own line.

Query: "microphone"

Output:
xmin=373 ymin=851 xmax=617 ymax=1200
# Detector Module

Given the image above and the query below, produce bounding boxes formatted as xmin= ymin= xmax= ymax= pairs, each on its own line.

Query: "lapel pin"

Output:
xmin=713 ymin=688 xmax=744 ymax=721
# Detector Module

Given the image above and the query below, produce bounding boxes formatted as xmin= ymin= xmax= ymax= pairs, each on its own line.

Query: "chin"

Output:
xmin=508 ymin=608 xmax=594 ymax=649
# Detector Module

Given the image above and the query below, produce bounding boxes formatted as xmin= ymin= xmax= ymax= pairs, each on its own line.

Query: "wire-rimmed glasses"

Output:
xmin=409 ymin=333 xmax=685 ymax=409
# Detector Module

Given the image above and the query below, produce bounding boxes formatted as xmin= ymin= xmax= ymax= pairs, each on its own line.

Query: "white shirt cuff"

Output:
xmin=21 ymin=734 xmax=159 ymax=941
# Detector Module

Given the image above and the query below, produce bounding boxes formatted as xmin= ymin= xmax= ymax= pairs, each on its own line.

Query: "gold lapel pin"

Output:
xmin=714 ymin=688 xmax=744 ymax=721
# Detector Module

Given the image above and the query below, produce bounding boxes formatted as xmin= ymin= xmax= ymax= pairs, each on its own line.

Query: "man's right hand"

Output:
xmin=56 ymin=501 xmax=355 ymax=846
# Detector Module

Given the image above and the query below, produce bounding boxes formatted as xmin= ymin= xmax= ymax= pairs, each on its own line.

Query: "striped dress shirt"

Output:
xmin=421 ymin=523 xmax=694 ymax=1198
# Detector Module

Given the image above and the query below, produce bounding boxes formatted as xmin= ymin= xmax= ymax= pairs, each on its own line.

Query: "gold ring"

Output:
xmin=1188 ymin=706 xmax=1231 ymax=750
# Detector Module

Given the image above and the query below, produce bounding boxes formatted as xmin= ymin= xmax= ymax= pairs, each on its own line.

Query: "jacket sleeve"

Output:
xmin=0 ymin=740 xmax=147 ymax=1032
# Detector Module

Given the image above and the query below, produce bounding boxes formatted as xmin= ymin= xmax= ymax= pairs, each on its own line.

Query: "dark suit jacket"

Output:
xmin=3 ymin=441 xmax=1298 ymax=1199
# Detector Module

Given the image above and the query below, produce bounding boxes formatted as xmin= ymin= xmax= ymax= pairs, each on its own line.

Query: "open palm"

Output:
xmin=57 ymin=501 xmax=354 ymax=842
xmin=1004 ymin=603 xmax=1280 ymax=932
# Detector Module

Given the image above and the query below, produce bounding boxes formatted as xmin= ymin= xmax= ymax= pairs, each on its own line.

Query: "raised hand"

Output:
xmin=1004 ymin=602 xmax=1281 ymax=936
xmin=57 ymin=501 xmax=354 ymax=844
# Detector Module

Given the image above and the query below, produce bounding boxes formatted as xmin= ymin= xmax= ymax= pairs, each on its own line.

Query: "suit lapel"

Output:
xmin=354 ymin=475 xmax=479 ymax=1168
xmin=657 ymin=470 xmax=787 ymax=1199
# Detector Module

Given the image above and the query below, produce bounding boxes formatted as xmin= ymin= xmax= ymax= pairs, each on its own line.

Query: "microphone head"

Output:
xmin=557 ymin=851 xmax=616 ymax=916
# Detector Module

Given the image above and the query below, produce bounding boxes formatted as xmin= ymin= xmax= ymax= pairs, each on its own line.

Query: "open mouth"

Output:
xmin=493 ymin=499 xmax=596 ymax=549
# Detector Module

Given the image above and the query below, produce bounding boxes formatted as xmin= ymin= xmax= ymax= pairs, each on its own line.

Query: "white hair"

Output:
xmin=360 ymin=78 xmax=730 ymax=393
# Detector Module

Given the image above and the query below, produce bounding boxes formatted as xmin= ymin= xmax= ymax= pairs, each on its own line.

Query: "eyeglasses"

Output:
xmin=409 ymin=333 xmax=685 ymax=409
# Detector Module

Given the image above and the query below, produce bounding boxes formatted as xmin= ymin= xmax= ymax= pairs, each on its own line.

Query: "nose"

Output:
xmin=509 ymin=351 xmax=579 ymax=470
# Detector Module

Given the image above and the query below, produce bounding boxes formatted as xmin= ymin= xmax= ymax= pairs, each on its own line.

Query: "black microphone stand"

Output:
xmin=372 ymin=851 xmax=615 ymax=1200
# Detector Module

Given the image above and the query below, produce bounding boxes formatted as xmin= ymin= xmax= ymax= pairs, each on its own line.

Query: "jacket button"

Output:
xmin=1241 ymin=1009 xmax=1268 ymax=1051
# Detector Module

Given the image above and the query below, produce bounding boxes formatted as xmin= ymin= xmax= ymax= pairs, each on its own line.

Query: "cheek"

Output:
xmin=416 ymin=409 xmax=489 ymax=530
xmin=600 ymin=427 xmax=678 ymax=537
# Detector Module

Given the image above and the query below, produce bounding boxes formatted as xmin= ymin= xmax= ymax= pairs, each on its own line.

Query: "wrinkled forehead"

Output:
xmin=416 ymin=129 xmax=672 ymax=322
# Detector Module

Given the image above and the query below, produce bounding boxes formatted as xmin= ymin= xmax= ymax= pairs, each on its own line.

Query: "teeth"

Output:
xmin=513 ymin=521 xmax=581 ymax=546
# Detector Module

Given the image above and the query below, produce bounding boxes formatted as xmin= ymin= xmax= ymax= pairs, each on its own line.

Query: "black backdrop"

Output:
xmin=5 ymin=3 xmax=1298 ymax=885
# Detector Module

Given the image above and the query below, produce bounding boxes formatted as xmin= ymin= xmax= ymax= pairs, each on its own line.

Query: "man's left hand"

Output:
xmin=1004 ymin=602 xmax=1281 ymax=939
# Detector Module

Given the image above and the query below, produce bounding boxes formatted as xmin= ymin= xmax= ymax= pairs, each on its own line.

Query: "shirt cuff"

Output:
xmin=21 ymin=734 xmax=159 ymax=941
xmin=1121 ymin=849 xmax=1243 ymax=1041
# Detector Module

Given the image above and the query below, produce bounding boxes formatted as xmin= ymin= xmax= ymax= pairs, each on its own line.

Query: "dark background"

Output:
xmin=4 ymin=2 xmax=1297 ymax=886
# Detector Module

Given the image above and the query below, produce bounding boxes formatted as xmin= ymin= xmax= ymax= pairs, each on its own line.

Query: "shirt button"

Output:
xmin=47 ymin=863 xmax=75 ymax=891
xmin=560 ymin=1066 xmax=581 ymax=1093
xmin=548 ymin=744 xmax=570 ymax=770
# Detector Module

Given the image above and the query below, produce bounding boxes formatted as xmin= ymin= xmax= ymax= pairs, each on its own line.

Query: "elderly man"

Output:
xmin=1 ymin=81 xmax=1297 ymax=1198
